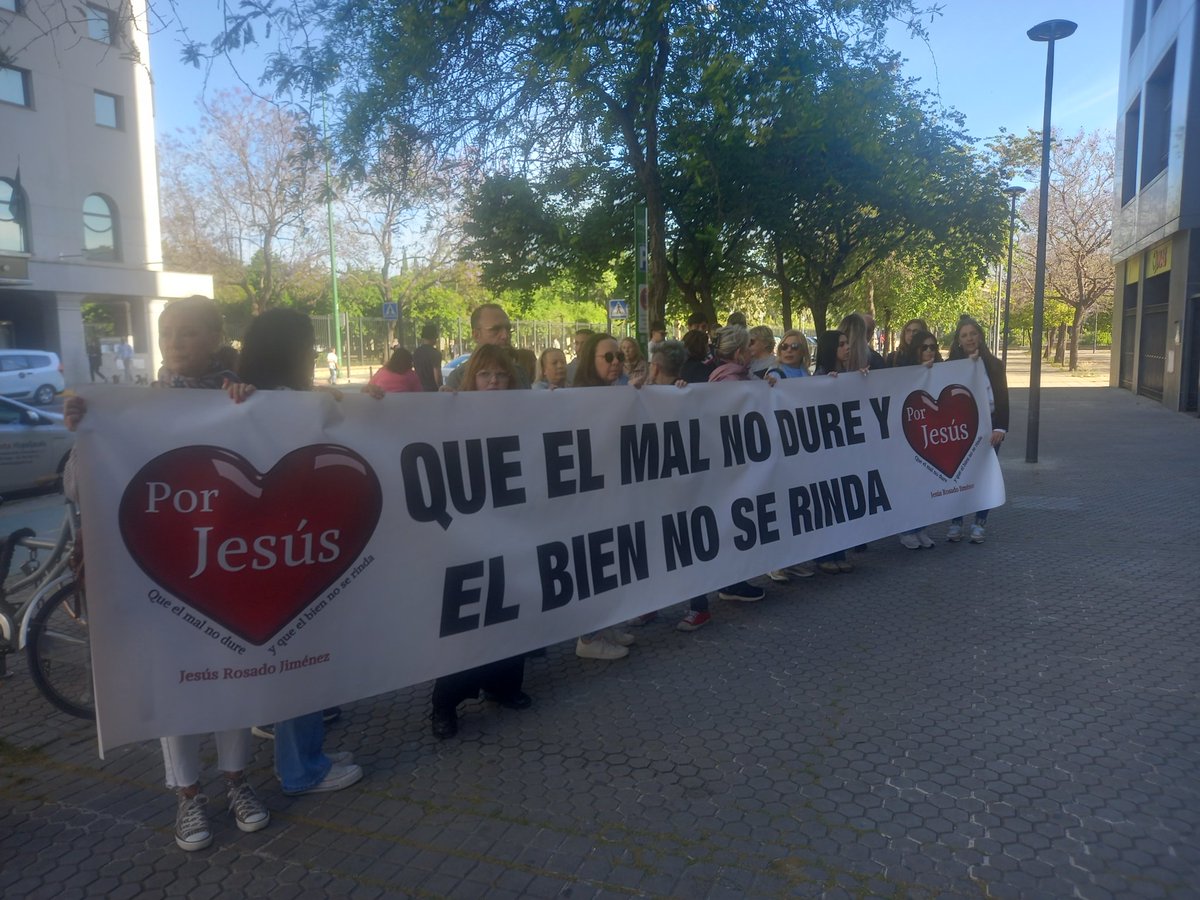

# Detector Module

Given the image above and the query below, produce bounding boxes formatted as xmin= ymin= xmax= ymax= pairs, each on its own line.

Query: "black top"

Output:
xmin=412 ymin=343 xmax=443 ymax=392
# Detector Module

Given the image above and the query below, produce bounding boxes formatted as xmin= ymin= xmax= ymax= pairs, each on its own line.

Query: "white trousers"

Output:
xmin=160 ymin=729 xmax=252 ymax=789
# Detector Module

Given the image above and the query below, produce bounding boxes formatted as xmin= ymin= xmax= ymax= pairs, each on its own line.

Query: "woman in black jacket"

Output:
xmin=946 ymin=315 xmax=1009 ymax=544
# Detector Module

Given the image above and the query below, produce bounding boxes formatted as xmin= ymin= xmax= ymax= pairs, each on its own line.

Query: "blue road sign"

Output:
xmin=608 ymin=299 xmax=629 ymax=320
xmin=382 ymin=302 xmax=399 ymax=321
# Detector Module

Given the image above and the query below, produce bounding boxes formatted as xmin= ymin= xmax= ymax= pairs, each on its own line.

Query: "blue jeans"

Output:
xmin=274 ymin=712 xmax=330 ymax=793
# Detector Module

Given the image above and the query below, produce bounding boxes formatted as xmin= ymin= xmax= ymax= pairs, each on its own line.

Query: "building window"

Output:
xmin=1141 ymin=45 xmax=1175 ymax=187
xmin=83 ymin=194 xmax=119 ymax=261
xmin=86 ymin=4 xmax=115 ymax=43
xmin=0 ymin=65 xmax=31 ymax=107
xmin=1121 ymin=96 xmax=1140 ymax=205
xmin=94 ymin=90 xmax=121 ymax=128
xmin=0 ymin=178 xmax=28 ymax=253
xmin=1130 ymin=0 xmax=1147 ymax=54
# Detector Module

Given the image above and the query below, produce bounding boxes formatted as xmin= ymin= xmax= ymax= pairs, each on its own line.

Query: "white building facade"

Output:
xmin=1113 ymin=0 xmax=1200 ymax=413
xmin=0 ymin=0 xmax=210 ymax=386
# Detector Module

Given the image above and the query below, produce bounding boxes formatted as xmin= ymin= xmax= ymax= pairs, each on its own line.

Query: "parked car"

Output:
xmin=0 ymin=350 xmax=66 ymax=405
xmin=441 ymin=353 xmax=472 ymax=380
xmin=0 ymin=395 xmax=74 ymax=495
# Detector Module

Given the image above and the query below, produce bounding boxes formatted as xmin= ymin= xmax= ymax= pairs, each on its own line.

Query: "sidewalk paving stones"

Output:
xmin=2 ymin=367 xmax=1198 ymax=897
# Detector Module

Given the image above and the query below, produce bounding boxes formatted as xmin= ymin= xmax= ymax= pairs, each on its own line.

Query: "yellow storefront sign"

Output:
xmin=1145 ymin=240 xmax=1172 ymax=278
xmin=1125 ymin=255 xmax=1140 ymax=285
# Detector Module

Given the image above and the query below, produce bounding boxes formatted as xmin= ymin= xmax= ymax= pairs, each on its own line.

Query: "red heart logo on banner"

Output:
xmin=119 ymin=445 xmax=382 ymax=646
xmin=901 ymin=385 xmax=980 ymax=479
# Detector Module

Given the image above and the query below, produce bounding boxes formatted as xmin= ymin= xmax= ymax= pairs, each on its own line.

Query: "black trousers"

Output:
xmin=431 ymin=655 xmax=525 ymax=713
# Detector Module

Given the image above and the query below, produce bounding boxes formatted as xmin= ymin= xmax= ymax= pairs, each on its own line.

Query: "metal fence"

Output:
xmin=311 ymin=315 xmax=637 ymax=373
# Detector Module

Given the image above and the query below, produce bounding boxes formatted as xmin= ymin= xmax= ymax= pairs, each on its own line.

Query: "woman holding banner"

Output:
xmin=896 ymin=329 xmax=943 ymax=550
xmin=532 ymin=347 xmax=568 ymax=389
xmin=678 ymin=326 xmax=769 ymax=631
xmin=885 ymin=318 xmax=930 ymax=368
xmin=811 ymin=330 xmax=857 ymax=574
xmin=231 ymin=310 xmax=366 ymax=798
xmin=945 ymin=315 xmax=1008 ymax=544
xmin=64 ymin=296 xmax=271 ymax=852
xmin=572 ymin=334 xmax=638 ymax=657
xmin=430 ymin=344 xmax=533 ymax=737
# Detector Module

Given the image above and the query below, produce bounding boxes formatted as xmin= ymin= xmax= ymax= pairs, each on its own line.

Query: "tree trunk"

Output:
xmin=809 ymin=293 xmax=830 ymax=335
xmin=1054 ymin=323 xmax=1066 ymax=365
xmin=1068 ymin=306 xmax=1088 ymax=371
xmin=774 ymin=238 xmax=793 ymax=331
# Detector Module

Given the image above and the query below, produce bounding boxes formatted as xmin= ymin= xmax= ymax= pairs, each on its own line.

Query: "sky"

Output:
xmin=146 ymin=1 xmax=1125 ymax=166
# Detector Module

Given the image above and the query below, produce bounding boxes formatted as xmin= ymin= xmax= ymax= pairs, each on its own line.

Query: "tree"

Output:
xmin=1014 ymin=130 xmax=1115 ymax=371
xmin=272 ymin=0 xmax=932 ymax=332
xmin=744 ymin=60 xmax=1006 ymax=334
xmin=159 ymin=89 xmax=320 ymax=315
xmin=335 ymin=130 xmax=475 ymax=339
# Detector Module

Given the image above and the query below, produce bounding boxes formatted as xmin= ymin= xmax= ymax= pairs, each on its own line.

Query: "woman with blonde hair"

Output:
xmin=770 ymin=329 xmax=811 ymax=378
xmin=620 ymin=337 xmax=649 ymax=387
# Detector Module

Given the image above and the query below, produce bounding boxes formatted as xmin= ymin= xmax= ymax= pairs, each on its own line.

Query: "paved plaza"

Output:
xmin=2 ymin=363 xmax=1198 ymax=898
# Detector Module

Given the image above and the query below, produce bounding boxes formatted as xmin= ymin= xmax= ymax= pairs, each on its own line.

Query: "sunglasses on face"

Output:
xmin=599 ymin=351 xmax=626 ymax=364
xmin=779 ymin=342 xmax=803 ymax=351
xmin=920 ymin=343 xmax=938 ymax=351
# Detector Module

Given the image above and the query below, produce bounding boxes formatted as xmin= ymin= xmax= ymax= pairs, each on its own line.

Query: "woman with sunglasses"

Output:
xmin=570 ymin=333 xmax=637 ymax=657
xmin=772 ymin=329 xmax=812 ymax=378
xmin=761 ymin=327 xmax=818 ymax=582
xmin=573 ymin=333 xmax=628 ymax=388
xmin=895 ymin=330 xmax=943 ymax=549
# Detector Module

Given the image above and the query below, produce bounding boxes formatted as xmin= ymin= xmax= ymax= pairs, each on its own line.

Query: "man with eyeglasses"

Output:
xmin=445 ymin=303 xmax=532 ymax=390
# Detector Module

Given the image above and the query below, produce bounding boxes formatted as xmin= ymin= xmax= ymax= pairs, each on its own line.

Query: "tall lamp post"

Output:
xmin=1025 ymin=18 xmax=1076 ymax=464
xmin=1001 ymin=185 xmax=1026 ymax=365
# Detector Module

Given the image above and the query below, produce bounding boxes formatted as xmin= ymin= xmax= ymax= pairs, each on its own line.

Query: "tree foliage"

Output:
xmin=1003 ymin=129 xmax=1115 ymax=370
xmin=301 ymin=0 xmax=935 ymax=330
xmin=159 ymin=89 xmax=321 ymax=314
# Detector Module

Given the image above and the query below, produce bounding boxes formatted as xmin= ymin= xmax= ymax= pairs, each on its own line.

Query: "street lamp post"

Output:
xmin=1025 ymin=18 xmax=1076 ymax=464
xmin=994 ymin=263 xmax=1003 ymax=354
xmin=1002 ymin=185 xmax=1026 ymax=365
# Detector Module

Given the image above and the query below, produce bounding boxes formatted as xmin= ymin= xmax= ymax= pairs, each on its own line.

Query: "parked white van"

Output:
xmin=0 ymin=350 xmax=66 ymax=405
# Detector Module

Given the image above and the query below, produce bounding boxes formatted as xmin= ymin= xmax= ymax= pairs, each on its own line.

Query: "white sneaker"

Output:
xmin=917 ymin=530 xmax=935 ymax=549
xmin=767 ymin=569 xmax=790 ymax=582
xmin=226 ymin=781 xmax=269 ymax=833
xmin=175 ymin=793 xmax=213 ymax=851
xmin=604 ymin=628 xmax=636 ymax=647
xmin=947 ymin=524 xmax=963 ymax=542
xmin=899 ymin=533 xmax=921 ymax=550
xmin=283 ymin=761 xmax=363 ymax=796
xmin=786 ymin=565 xmax=816 ymax=578
xmin=969 ymin=523 xmax=986 ymax=543
xmin=576 ymin=637 xmax=628 ymax=660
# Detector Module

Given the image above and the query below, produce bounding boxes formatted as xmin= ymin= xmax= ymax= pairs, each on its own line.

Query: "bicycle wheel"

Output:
xmin=26 ymin=580 xmax=95 ymax=720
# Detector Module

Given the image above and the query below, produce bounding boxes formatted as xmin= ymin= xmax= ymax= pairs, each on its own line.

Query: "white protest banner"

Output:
xmin=76 ymin=360 xmax=1003 ymax=752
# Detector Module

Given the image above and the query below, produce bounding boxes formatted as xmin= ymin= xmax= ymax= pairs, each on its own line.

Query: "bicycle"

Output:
xmin=0 ymin=499 xmax=93 ymax=720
